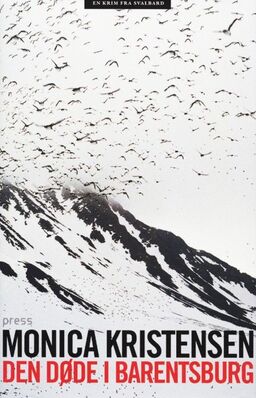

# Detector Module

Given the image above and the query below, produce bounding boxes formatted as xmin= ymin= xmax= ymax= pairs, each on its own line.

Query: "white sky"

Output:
xmin=0 ymin=0 xmax=255 ymax=275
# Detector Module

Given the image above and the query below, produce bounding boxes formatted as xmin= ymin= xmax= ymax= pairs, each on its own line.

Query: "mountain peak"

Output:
xmin=0 ymin=184 xmax=255 ymax=329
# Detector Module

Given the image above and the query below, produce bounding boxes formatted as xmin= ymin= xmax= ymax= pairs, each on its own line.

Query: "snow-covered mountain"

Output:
xmin=0 ymin=182 xmax=255 ymax=330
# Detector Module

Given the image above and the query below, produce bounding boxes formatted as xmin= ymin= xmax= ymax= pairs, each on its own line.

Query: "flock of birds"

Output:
xmin=0 ymin=4 xmax=255 ymax=398
xmin=0 ymin=0 xmax=255 ymax=202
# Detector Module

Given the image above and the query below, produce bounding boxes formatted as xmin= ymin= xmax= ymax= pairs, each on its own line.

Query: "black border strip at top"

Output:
xmin=84 ymin=0 xmax=171 ymax=9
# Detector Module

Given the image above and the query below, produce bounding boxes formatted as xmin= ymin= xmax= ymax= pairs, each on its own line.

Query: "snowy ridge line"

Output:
xmin=0 ymin=183 xmax=255 ymax=330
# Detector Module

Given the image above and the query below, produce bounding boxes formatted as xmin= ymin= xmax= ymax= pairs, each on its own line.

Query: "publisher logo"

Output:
xmin=84 ymin=0 xmax=171 ymax=9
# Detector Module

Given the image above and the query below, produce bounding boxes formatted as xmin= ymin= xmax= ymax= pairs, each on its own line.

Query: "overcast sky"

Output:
xmin=1 ymin=0 xmax=255 ymax=275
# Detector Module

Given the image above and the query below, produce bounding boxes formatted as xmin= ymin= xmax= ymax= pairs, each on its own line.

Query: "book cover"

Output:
xmin=0 ymin=0 xmax=255 ymax=397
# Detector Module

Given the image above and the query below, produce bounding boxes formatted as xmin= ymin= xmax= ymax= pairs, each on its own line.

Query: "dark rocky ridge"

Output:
xmin=0 ymin=183 xmax=255 ymax=329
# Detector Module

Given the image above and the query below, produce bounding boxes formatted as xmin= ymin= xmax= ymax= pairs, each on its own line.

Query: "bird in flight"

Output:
xmin=198 ymin=151 xmax=212 ymax=157
xmin=222 ymin=18 xmax=242 ymax=35
xmin=189 ymin=99 xmax=206 ymax=109
xmin=193 ymin=169 xmax=209 ymax=176
xmin=51 ymin=60 xmax=69 ymax=70
xmin=37 ymin=118 xmax=67 ymax=129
